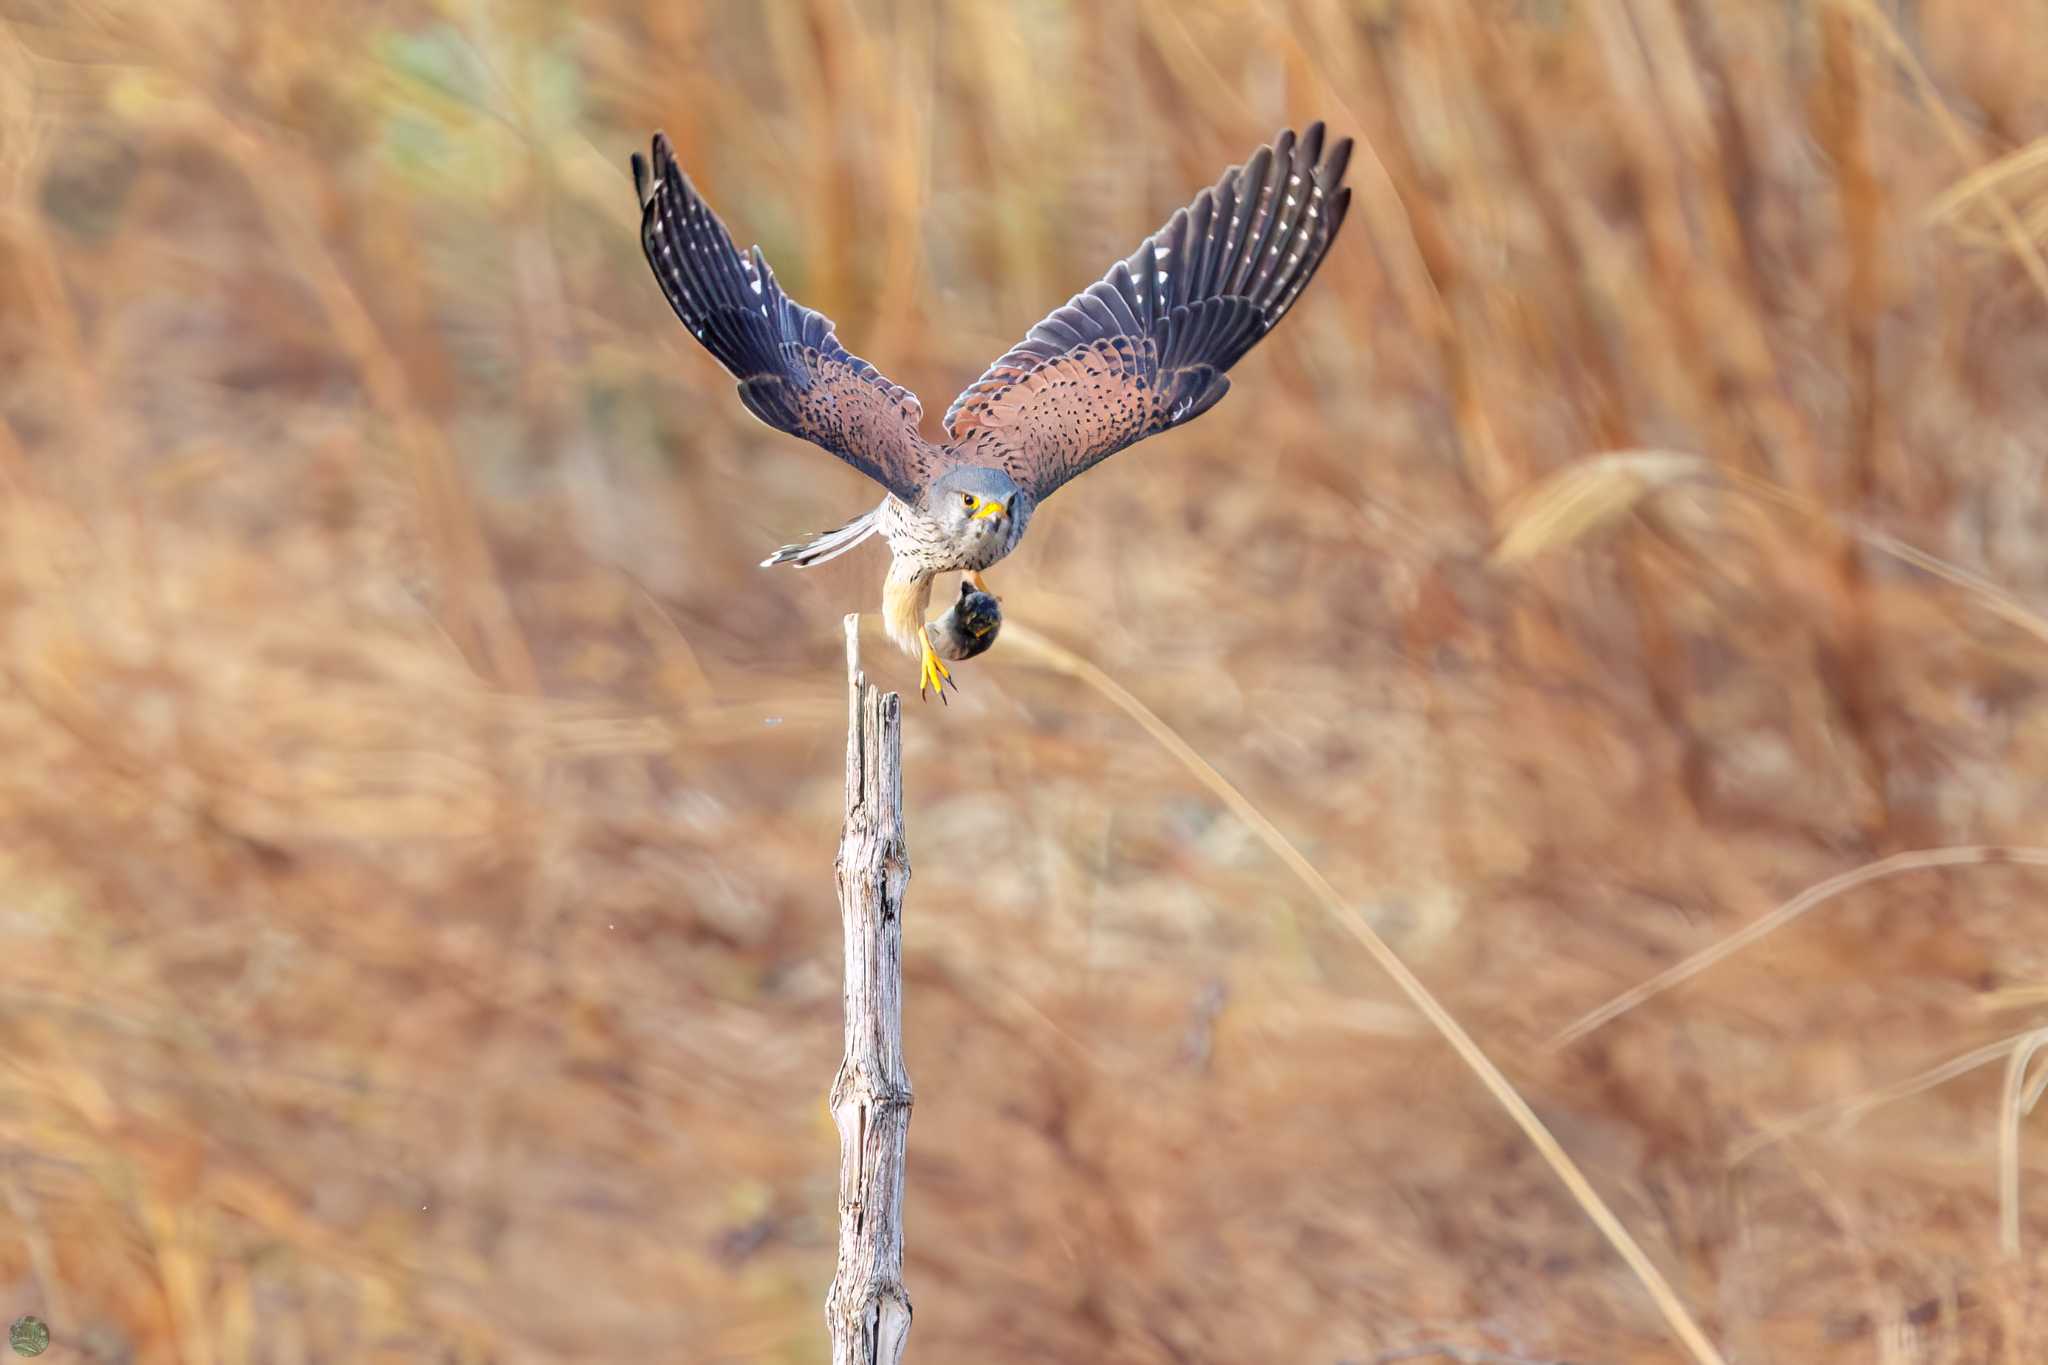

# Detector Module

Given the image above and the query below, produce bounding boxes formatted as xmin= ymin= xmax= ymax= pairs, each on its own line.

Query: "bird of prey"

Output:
xmin=631 ymin=123 xmax=1353 ymax=700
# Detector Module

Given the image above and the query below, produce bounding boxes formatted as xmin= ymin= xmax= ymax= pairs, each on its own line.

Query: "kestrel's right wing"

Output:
xmin=632 ymin=134 xmax=941 ymax=505
xmin=942 ymin=124 xmax=1353 ymax=504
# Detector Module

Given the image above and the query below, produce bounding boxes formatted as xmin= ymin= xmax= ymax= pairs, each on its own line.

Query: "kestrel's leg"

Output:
xmin=968 ymin=571 xmax=995 ymax=599
xmin=916 ymin=625 xmax=956 ymax=703
xmin=882 ymin=562 xmax=955 ymax=702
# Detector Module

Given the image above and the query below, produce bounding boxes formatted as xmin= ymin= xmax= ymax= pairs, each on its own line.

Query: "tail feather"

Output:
xmin=760 ymin=508 xmax=880 ymax=569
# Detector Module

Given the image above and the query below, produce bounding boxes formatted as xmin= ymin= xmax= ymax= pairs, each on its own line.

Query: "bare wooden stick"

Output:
xmin=825 ymin=615 xmax=914 ymax=1364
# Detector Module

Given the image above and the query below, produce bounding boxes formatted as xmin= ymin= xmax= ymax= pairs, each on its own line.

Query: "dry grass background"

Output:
xmin=3 ymin=0 xmax=2048 ymax=1361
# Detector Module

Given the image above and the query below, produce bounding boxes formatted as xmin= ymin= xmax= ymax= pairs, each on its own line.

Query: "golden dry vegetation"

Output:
xmin=5 ymin=1 xmax=2048 ymax=1361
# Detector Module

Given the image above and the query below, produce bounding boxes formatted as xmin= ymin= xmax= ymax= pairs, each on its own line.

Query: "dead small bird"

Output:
xmin=926 ymin=581 xmax=1002 ymax=666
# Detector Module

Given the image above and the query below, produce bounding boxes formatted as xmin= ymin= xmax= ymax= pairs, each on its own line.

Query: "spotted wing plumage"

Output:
xmin=632 ymin=134 xmax=941 ymax=504
xmin=942 ymin=124 xmax=1354 ymax=503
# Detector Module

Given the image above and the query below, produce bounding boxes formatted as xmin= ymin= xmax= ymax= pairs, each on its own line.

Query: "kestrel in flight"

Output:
xmin=631 ymin=123 xmax=1353 ymax=700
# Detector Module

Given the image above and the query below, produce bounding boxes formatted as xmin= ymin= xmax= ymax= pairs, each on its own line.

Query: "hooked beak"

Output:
xmin=970 ymin=499 xmax=1007 ymax=522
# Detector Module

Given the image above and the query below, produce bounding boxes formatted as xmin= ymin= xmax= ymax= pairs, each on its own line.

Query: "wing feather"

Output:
xmin=942 ymin=125 xmax=1354 ymax=503
xmin=632 ymin=134 xmax=939 ymax=504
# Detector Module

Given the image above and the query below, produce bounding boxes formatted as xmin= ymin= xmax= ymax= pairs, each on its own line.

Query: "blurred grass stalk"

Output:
xmin=1005 ymin=622 xmax=1732 ymax=1365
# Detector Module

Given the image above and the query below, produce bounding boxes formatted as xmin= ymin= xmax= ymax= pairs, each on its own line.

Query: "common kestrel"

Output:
xmin=632 ymin=123 xmax=1353 ymax=699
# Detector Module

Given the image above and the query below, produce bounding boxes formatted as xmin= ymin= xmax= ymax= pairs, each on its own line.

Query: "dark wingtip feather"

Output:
xmin=636 ymin=132 xmax=683 ymax=209
xmin=1320 ymin=135 xmax=1355 ymax=190
xmin=1297 ymin=121 xmax=1326 ymax=170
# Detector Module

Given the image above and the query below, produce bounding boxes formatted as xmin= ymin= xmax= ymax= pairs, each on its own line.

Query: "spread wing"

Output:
xmin=632 ymin=134 xmax=941 ymax=504
xmin=942 ymin=124 xmax=1353 ymax=503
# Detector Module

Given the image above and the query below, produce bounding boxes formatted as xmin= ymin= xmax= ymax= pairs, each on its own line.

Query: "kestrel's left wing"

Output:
xmin=941 ymin=123 xmax=1353 ymax=503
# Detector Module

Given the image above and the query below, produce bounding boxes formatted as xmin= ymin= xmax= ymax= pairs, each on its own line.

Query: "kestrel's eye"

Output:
xmin=961 ymin=492 xmax=976 ymax=510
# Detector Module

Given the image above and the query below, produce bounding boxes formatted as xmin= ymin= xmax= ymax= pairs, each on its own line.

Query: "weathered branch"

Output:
xmin=825 ymin=615 xmax=914 ymax=1364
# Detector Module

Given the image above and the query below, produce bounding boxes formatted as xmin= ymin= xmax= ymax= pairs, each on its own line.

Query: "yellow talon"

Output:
xmin=968 ymin=571 xmax=995 ymax=598
xmin=917 ymin=626 xmax=955 ymax=704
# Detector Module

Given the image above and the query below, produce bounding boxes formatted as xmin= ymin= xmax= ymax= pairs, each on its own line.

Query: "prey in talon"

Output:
xmin=631 ymin=123 xmax=1354 ymax=700
xmin=929 ymin=581 xmax=1004 ymax=664
xmin=914 ymin=581 xmax=1005 ymax=703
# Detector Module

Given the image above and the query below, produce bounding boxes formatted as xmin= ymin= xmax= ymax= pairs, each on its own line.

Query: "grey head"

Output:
xmin=922 ymin=465 xmax=1024 ymax=543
